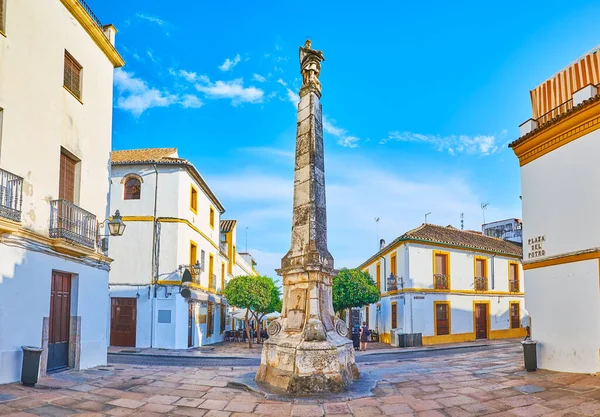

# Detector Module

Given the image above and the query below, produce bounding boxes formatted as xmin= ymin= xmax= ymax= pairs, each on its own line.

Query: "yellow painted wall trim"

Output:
xmin=523 ymin=248 xmax=600 ymax=270
xmin=122 ymin=216 xmax=155 ymax=222
xmin=59 ymin=0 xmax=125 ymax=67
xmin=382 ymin=288 xmax=524 ymax=297
xmin=512 ymin=98 xmax=600 ymax=166
xmin=422 ymin=332 xmax=475 ymax=345
xmin=63 ymin=85 xmax=84 ymax=104
xmin=489 ymin=327 xmax=527 ymax=339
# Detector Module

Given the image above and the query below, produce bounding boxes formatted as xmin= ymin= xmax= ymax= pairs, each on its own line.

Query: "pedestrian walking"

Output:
xmin=359 ymin=321 xmax=370 ymax=351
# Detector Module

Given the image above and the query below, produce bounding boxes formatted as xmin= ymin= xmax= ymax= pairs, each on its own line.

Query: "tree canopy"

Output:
xmin=224 ymin=275 xmax=282 ymax=347
xmin=332 ymin=268 xmax=380 ymax=313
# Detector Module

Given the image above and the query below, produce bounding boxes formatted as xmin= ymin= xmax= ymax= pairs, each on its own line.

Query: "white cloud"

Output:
xmin=146 ymin=50 xmax=156 ymax=62
xmin=286 ymin=88 xmax=299 ymax=106
xmin=113 ymin=69 xmax=177 ymax=117
xmin=380 ymin=131 xmax=507 ymax=156
xmin=277 ymin=79 xmax=288 ymax=87
xmin=253 ymin=73 xmax=266 ymax=82
xmin=114 ymin=69 xmax=203 ymax=116
xmin=180 ymin=94 xmax=203 ymax=108
xmin=323 ymin=118 xmax=360 ymax=148
xmin=195 ymin=78 xmax=264 ymax=105
xmin=219 ymin=54 xmax=241 ymax=71
xmin=136 ymin=13 xmax=165 ymax=26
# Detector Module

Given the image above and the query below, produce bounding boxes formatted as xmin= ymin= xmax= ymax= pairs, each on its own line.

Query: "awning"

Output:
xmin=262 ymin=312 xmax=281 ymax=321
xmin=189 ymin=289 xmax=208 ymax=301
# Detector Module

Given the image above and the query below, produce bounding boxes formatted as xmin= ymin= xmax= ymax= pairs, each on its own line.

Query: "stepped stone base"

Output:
xmin=255 ymin=327 xmax=359 ymax=394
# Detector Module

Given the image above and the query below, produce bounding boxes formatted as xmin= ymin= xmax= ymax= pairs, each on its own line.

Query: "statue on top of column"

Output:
xmin=300 ymin=39 xmax=325 ymax=97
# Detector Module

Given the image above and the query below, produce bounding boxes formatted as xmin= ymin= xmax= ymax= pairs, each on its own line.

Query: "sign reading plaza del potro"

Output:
xmin=528 ymin=235 xmax=546 ymax=259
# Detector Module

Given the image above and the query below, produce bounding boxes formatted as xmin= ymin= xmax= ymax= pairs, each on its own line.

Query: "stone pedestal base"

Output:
xmin=256 ymin=326 xmax=359 ymax=394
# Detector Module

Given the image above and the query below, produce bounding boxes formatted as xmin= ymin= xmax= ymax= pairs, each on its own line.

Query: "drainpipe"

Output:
xmin=490 ymin=254 xmax=496 ymax=290
xmin=150 ymin=164 xmax=159 ymax=348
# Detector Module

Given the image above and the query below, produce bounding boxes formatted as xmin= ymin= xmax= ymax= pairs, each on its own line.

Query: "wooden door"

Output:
xmin=475 ymin=304 xmax=488 ymax=339
xmin=110 ymin=298 xmax=136 ymax=347
xmin=48 ymin=272 xmax=71 ymax=371
xmin=188 ymin=303 xmax=194 ymax=347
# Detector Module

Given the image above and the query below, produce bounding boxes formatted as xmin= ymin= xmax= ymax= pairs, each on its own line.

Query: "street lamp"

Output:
xmin=106 ymin=210 xmax=126 ymax=237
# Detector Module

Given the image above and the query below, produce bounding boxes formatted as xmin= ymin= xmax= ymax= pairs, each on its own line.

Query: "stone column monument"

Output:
xmin=255 ymin=40 xmax=360 ymax=394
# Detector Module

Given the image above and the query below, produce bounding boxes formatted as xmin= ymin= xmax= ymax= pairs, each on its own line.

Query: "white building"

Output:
xmin=108 ymin=148 xmax=257 ymax=348
xmin=510 ymin=46 xmax=600 ymax=373
xmin=358 ymin=224 xmax=526 ymax=346
xmin=483 ymin=218 xmax=523 ymax=244
xmin=0 ymin=0 xmax=123 ymax=383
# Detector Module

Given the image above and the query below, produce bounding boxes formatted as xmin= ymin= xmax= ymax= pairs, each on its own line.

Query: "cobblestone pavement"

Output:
xmin=108 ymin=338 xmax=517 ymax=359
xmin=2 ymin=344 xmax=600 ymax=416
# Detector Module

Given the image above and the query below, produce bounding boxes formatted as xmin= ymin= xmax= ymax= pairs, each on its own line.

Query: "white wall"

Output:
xmin=521 ymin=131 xmax=600 ymax=373
xmin=0 ymin=0 xmax=115 ymax=232
xmin=0 ymin=245 xmax=108 ymax=384
xmin=525 ymin=260 xmax=600 ymax=373
xmin=522 ymin=130 xmax=600 ymax=258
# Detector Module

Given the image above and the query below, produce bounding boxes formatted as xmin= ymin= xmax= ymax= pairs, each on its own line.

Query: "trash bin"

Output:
xmin=351 ymin=332 xmax=360 ymax=350
xmin=21 ymin=346 xmax=43 ymax=386
xmin=521 ymin=339 xmax=537 ymax=372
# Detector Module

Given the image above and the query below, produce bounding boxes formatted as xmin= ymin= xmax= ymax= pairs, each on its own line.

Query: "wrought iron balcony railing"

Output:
xmin=509 ymin=279 xmax=520 ymax=292
xmin=219 ymin=240 xmax=227 ymax=255
xmin=434 ymin=274 xmax=450 ymax=290
xmin=0 ymin=168 xmax=23 ymax=222
xmin=49 ymin=199 xmax=97 ymax=249
xmin=77 ymin=0 xmax=102 ymax=28
xmin=474 ymin=276 xmax=488 ymax=291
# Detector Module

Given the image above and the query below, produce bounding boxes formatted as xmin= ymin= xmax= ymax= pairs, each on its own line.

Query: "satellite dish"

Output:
xmin=181 ymin=269 xmax=193 ymax=283
xmin=180 ymin=288 xmax=192 ymax=298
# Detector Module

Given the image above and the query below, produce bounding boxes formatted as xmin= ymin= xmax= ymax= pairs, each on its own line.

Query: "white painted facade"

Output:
xmin=0 ymin=0 xmax=123 ymax=383
xmin=359 ymin=227 xmax=527 ymax=346
xmin=108 ymin=151 xmax=257 ymax=348
xmin=516 ymin=128 xmax=600 ymax=373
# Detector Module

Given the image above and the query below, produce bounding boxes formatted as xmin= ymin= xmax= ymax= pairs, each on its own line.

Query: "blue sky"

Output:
xmin=92 ymin=0 xmax=600 ymax=277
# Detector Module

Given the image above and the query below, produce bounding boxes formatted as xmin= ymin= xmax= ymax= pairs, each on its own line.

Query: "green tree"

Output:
xmin=224 ymin=275 xmax=281 ymax=347
xmin=332 ymin=268 xmax=380 ymax=319
xmin=250 ymin=277 xmax=282 ymax=343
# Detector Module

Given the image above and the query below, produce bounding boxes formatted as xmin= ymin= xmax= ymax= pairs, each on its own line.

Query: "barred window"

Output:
xmin=64 ymin=51 xmax=82 ymax=100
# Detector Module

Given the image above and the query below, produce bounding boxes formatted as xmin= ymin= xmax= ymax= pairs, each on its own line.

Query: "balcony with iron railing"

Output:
xmin=0 ymin=168 xmax=23 ymax=223
xmin=509 ymin=279 xmax=520 ymax=293
xmin=434 ymin=274 xmax=450 ymax=290
xmin=49 ymin=200 xmax=97 ymax=249
xmin=76 ymin=0 xmax=103 ymax=28
xmin=474 ymin=276 xmax=488 ymax=291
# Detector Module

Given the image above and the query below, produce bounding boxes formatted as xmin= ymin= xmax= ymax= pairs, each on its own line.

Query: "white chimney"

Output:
xmin=103 ymin=24 xmax=117 ymax=46
xmin=379 ymin=239 xmax=385 ymax=250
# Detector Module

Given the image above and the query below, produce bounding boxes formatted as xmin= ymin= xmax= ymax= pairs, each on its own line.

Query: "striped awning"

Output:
xmin=531 ymin=46 xmax=600 ymax=121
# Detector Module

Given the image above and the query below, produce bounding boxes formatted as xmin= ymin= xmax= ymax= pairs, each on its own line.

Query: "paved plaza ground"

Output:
xmin=1 ymin=342 xmax=600 ymax=416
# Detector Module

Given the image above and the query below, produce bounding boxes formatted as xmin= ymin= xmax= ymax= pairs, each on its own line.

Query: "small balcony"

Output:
xmin=509 ymin=279 xmax=520 ymax=293
xmin=0 ymin=168 xmax=24 ymax=222
xmin=434 ymin=274 xmax=450 ymax=290
xmin=49 ymin=199 xmax=97 ymax=249
xmin=474 ymin=276 xmax=488 ymax=291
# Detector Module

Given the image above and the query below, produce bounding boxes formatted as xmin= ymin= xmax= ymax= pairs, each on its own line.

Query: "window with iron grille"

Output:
xmin=0 ymin=0 xmax=6 ymax=34
xmin=391 ymin=302 xmax=397 ymax=329
xmin=510 ymin=303 xmax=520 ymax=329
xmin=124 ymin=177 xmax=141 ymax=200
xmin=64 ymin=51 xmax=83 ymax=100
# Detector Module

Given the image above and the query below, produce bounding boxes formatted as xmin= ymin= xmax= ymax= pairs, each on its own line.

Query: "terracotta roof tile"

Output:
xmin=111 ymin=148 xmax=177 ymax=163
xmin=220 ymin=220 xmax=237 ymax=233
xmin=402 ymin=224 xmax=522 ymax=256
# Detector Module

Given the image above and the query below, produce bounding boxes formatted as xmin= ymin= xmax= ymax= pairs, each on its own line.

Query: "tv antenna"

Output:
xmin=375 ymin=217 xmax=380 ymax=249
xmin=481 ymin=203 xmax=489 ymax=224
xmin=425 ymin=212 xmax=431 ymax=224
